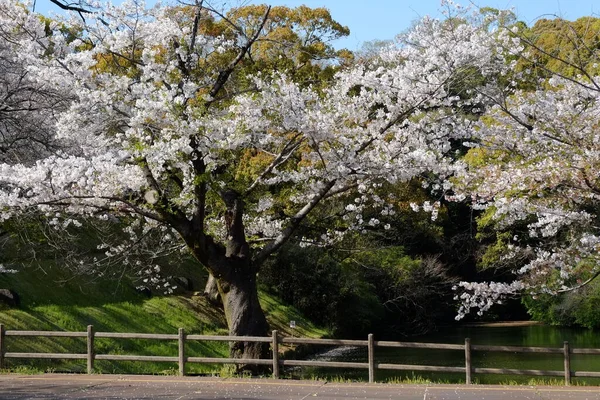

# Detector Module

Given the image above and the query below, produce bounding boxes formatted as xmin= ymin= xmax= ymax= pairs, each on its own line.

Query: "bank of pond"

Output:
xmin=295 ymin=323 xmax=600 ymax=385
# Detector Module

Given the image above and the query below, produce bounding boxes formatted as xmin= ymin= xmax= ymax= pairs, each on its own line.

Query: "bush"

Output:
xmin=523 ymin=279 xmax=600 ymax=329
xmin=260 ymin=245 xmax=384 ymax=338
xmin=261 ymin=244 xmax=458 ymax=338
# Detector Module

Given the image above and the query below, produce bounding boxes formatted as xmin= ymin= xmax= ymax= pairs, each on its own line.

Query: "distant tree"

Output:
xmin=0 ymin=0 xmax=70 ymax=163
xmin=521 ymin=16 xmax=600 ymax=78
xmin=355 ymin=39 xmax=394 ymax=61
xmin=0 ymin=0 xmax=75 ymax=270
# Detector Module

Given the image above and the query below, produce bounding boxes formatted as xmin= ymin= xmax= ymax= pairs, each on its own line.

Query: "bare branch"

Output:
xmin=189 ymin=0 xmax=205 ymax=54
xmin=48 ymin=0 xmax=92 ymax=21
xmin=557 ymin=270 xmax=600 ymax=293
xmin=48 ymin=0 xmax=91 ymax=13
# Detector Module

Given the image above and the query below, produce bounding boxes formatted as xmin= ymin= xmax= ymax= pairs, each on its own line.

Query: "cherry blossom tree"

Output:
xmin=0 ymin=0 xmax=77 ymax=273
xmin=0 ymin=0 xmax=71 ymax=163
xmin=0 ymin=0 xmax=516 ymax=358
xmin=453 ymin=17 xmax=600 ymax=318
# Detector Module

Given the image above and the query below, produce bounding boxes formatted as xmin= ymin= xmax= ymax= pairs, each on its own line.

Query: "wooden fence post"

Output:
xmin=368 ymin=333 xmax=375 ymax=383
xmin=0 ymin=324 xmax=5 ymax=370
xmin=464 ymin=338 xmax=472 ymax=384
xmin=272 ymin=330 xmax=279 ymax=379
xmin=178 ymin=328 xmax=186 ymax=376
xmin=87 ymin=325 xmax=94 ymax=374
xmin=563 ymin=341 xmax=571 ymax=386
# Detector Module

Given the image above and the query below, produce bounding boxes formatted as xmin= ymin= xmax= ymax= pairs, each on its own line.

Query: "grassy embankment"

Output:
xmin=0 ymin=262 xmax=327 ymax=375
xmin=2 ymin=264 xmax=594 ymax=386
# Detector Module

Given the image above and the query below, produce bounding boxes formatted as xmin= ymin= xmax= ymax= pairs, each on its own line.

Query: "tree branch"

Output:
xmin=41 ymin=195 xmax=164 ymax=223
xmin=47 ymin=0 xmax=92 ymax=21
xmin=206 ymin=5 xmax=271 ymax=103
xmin=190 ymin=136 xmax=207 ymax=230
xmin=48 ymin=0 xmax=91 ymax=13
xmin=189 ymin=0 xmax=204 ymax=55
xmin=244 ymin=133 xmax=304 ymax=195
xmin=252 ymin=179 xmax=336 ymax=267
xmin=557 ymin=269 xmax=600 ymax=293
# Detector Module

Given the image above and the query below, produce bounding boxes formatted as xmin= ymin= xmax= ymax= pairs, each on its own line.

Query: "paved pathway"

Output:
xmin=1 ymin=374 xmax=600 ymax=399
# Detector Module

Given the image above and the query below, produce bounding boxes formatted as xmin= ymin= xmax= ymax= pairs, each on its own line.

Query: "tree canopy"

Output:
xmin=3 ymin=0 xmax=600 ymax=346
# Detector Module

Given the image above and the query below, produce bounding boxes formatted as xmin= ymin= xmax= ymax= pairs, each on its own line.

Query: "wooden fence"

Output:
xmin=1 ymin=324 xmax=600 ymax=385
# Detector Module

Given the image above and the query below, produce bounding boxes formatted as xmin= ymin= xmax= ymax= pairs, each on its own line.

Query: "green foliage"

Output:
xmin=523 ymin=279 xmax=600 ymax=329
xmin=478 ymin=230 xmax=512 ymax=269
xmin=345 ymin=247 xmax=457 ymax=336
xmin=349 ymin=246 xmax=420 ymax=279
xmin=256 ymin=175 xmax=480 ymax=337
xmin=260 ymin=237 xmax=460 ymax=339
xmin=524 ymin=17 xmax=600 ymax=78
xmin=224 ymin=4 xmax=351 ymax=86
xmin=260 ymin=245 xmax=384 ymax=338
xmin=474 ymin=205 xmax=535 ymax=274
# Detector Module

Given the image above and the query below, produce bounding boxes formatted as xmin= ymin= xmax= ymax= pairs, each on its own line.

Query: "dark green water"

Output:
xmin=296 ymin=324 xmax=600 ymax=384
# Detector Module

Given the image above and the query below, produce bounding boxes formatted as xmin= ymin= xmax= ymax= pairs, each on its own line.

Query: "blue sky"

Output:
xmin=37 ymin=0 xmax=599 ymax=49
xmin=241 ymin=0 xmax=599 ymax=50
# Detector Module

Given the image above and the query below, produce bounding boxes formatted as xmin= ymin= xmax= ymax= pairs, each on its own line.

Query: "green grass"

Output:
xmin=291 ymin=373 xmax=593 ymax=386
xmin=0 ymin=295 xmax=230 ymax=374
xmin=258 ymin=287 xmax=328 ymax=338
xmin=508 ymin=378 xmax=591 ymax=386
xmin=0 ymin=263 xmax=329 ymax=375
xmin=385 ymin=374 xmax=449 ymax=384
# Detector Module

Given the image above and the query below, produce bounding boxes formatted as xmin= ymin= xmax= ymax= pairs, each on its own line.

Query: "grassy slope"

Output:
xmin=0 ymin=263 xmax=327 ymax=375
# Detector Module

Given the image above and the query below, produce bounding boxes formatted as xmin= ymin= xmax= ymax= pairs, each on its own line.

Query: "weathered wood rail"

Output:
xmin=1 ymin=324 xmax=599 ymax=385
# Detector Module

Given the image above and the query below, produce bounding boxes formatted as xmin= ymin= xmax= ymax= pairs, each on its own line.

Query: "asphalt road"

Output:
xmin=1 ymin=374 xmax=600 ymax=400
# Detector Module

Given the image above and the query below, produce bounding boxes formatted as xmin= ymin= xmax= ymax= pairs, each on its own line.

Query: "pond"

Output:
xmin=291 ymin=323 xmax=600 ymax=384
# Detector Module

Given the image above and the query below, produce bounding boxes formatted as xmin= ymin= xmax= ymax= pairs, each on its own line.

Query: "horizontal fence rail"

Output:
xmin=0 ymin=324 xmax=599 ymax=385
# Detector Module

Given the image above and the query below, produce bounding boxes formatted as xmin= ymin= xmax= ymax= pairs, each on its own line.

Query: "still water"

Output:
xmin=299 ymin=324 xmax=600 ymax=384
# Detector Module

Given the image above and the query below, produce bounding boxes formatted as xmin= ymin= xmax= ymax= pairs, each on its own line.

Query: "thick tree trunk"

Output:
xmin=181 ymin=189 xmax=270 ymax=369
xmin=217 ymin=267 xmax=270 ymax=366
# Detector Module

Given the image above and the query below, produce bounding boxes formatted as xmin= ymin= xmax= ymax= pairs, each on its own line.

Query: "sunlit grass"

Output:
xmin=0 ymin=265 xmax=329 ymax=375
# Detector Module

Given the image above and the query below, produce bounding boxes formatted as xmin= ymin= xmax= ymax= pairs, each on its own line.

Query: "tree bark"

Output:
xmin=217 ymin=267 xmax=270 ymax=365
xmin=203 ymin=273 xmax=221 ymax=304
xmin=182 ymin=189 xmax=270 ymax=369
xmin=218 ymin=190 xmax=270 ymax=367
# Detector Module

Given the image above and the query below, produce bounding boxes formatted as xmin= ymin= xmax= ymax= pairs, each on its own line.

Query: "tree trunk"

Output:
xmin=217 ymin=267 xmax=270 ymax=364
xmin=203 ymin=273 xmax=221 ymax=305
xmin=181 ymin=189 xmax=270 ymax=370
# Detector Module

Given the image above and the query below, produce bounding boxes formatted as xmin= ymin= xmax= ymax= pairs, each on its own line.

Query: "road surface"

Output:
xmin=1 ymin=374 xmax=600 ymax=399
